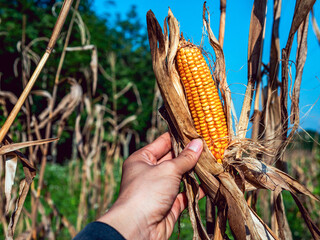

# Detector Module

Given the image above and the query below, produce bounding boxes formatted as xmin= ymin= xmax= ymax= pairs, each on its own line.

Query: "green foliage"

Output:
xmin=22 ymin=163 xmax=81 ymax=239
xmin=289 ymin=129 xmax=319 ymax=151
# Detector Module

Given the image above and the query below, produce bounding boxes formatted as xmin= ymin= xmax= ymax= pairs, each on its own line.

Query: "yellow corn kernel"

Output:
xmin=176 ymin=41 xmax=229 ymax=164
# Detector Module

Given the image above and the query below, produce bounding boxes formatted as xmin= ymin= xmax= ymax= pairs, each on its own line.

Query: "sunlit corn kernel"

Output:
xmin=199 ymin=118 xmax=206 ymax=123
xmin=200 ymin=123 xmax=208 ymax=129
xmin=208 ymin=128 xmax=217 ymax=133
xmin=203 ymin=136 xmax=211 ymax=142
xmin=211 ymin=134 xmax=218 ymax=139
xmin=205 ymin=116 xmax=213 ymax=122
xmin=176 ymin=43 xmax=229 ymax=163
xmin=197 ymin=112 xmax=205 ymax=118
xmin=217 ymin=126 xmax=225 ymax=132
xmin=202 ymin=108 xmax=210 ymax=114
xmin=213 ymin=116 xmax=221 ymax=122
xmin=195 ymin=107 xmax=203 ymax=112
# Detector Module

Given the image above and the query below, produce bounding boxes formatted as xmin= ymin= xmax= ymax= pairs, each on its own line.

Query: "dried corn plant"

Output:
xmin=311 ymin=8 xmax=320 ymax=44
xmin=0 ymin=0 xmax=78 ymax=239
xmin=146 ymin=82 xmax=167 ymax=143
xmin=146 ymin=1 xmax=320 ymax=239
xmin=69 ymin=50 xmax=143 ymax=231
xmin=1 ymin=0 xmax=147 ymax=237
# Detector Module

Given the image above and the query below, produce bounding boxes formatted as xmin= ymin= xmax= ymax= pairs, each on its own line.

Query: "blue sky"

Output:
xmin=93 ymin=0 xmax=320 ymax=133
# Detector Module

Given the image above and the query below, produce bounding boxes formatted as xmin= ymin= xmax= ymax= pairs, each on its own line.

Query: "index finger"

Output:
xmin=142 ymin=132 xmax=172 ymax=160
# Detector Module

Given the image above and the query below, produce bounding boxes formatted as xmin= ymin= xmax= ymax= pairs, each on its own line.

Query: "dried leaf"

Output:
xmin=184 ymin=173 xmax=210 ymax=240
xmin=290 ymin=192 xmax=320 ymax=239
xmin=0 ymin=91 xmax=27 ymax=115
xmin=0 ymin=91 xmax=18 ymax=106
xmin=91 ymin=46 xmax=98 ymax=95
xmin=3 ymin=136 xmax=36 ymax=176
xmin=245 ymin=181 xmax=258 ymax=192
xmin=290 ymin=14 xmax=309 ymax=124
xmin=272 ymin=190 xmax=292 ymax=239
xmin=280 ymin=0 xmax=316 ymax=151
xmin=263 ymin=0 xmax=282 ymax=166
xmin=212 ymin=197 xmax=228 ymax=240
xmin=75 ymin=114 xmax=85 ymax=161
xmin=81 ymin=97 xmax=94 ymax=139
xmin=206 ymin=197 xmax=215 ymax=236
xmin=132 ymin=84 xmax=143 ymax=113
xmin=115 ymin=82 xmax=133 ymax=99
xmin=37 ymin=79 xmax=82 ymax=128
xmin=232 ymin=158 xmax=291 ymax=192
xmin=0 ymin=138 xmax=58 ymax=155
xmin=117 ymin=115 xmax=137 ymax=131
xmin=219 ymin=172 xmax=261 ymax=240
xmin=52 ymin=80 xmax=83 ymax=157
xmin=269 ymin=0 xmax=281 ymax=89
xmin=66 ymin=44 xmax=95 ymax=51
xmin=311 ymin=9 xmax=320 ymax=44
xmin=237 ymin=0 xmax=267 ymax=139
xmin=249 ymin=208 xmax=278 ymax=240
xmin=234 ymin=157 xmax=319 ymax=201
xmin=288 ymin=0 xmax=316 ymax=43
xmin=106 ymin=117 xmax=116 ymax=127
xmin=271 ymin=166 xmax=319 ymax=201
xmin=6 ymin=179 xmax=31 ymax=240
xmin=5 ymin=155 xmax=18 ymax=213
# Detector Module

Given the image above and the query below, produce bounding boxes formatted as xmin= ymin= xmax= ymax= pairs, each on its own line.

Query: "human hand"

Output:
xmin=97 ymin=132 xmax=204 ymax=239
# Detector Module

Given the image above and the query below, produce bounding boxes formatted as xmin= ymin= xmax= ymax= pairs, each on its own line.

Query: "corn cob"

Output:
xmin=176 ymin=41 xmax=228 ymax=163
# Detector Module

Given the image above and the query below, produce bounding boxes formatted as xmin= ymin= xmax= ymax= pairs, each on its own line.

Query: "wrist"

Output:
xmin=97 ymin=200 xmax=150 ymax=239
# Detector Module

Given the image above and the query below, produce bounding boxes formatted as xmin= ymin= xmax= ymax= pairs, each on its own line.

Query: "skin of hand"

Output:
xmin=97 ymin=132 xmax=205 ymax=240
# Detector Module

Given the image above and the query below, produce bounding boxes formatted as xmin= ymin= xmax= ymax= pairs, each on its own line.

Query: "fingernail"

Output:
xmin=187 ymin=139 xmax=203 ymax=153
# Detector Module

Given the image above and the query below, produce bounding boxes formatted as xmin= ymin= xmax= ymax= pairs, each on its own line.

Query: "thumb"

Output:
xmin=172 ymin=139 xmax=203 ymax=175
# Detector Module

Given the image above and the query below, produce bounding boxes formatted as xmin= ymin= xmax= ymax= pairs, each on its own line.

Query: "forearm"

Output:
xmin=97 ymin=200 xmax=150 ymax=240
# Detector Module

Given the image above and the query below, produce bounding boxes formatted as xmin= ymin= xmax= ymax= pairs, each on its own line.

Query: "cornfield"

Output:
xmin=0 ymin=0 xmax=320 ymax=239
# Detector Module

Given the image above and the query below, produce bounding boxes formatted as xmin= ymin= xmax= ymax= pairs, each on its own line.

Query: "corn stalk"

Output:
xmin=0 ymin=1 xmax=74 ymax=239
xmin=146 ymin=1 xmax=320 ymax=239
